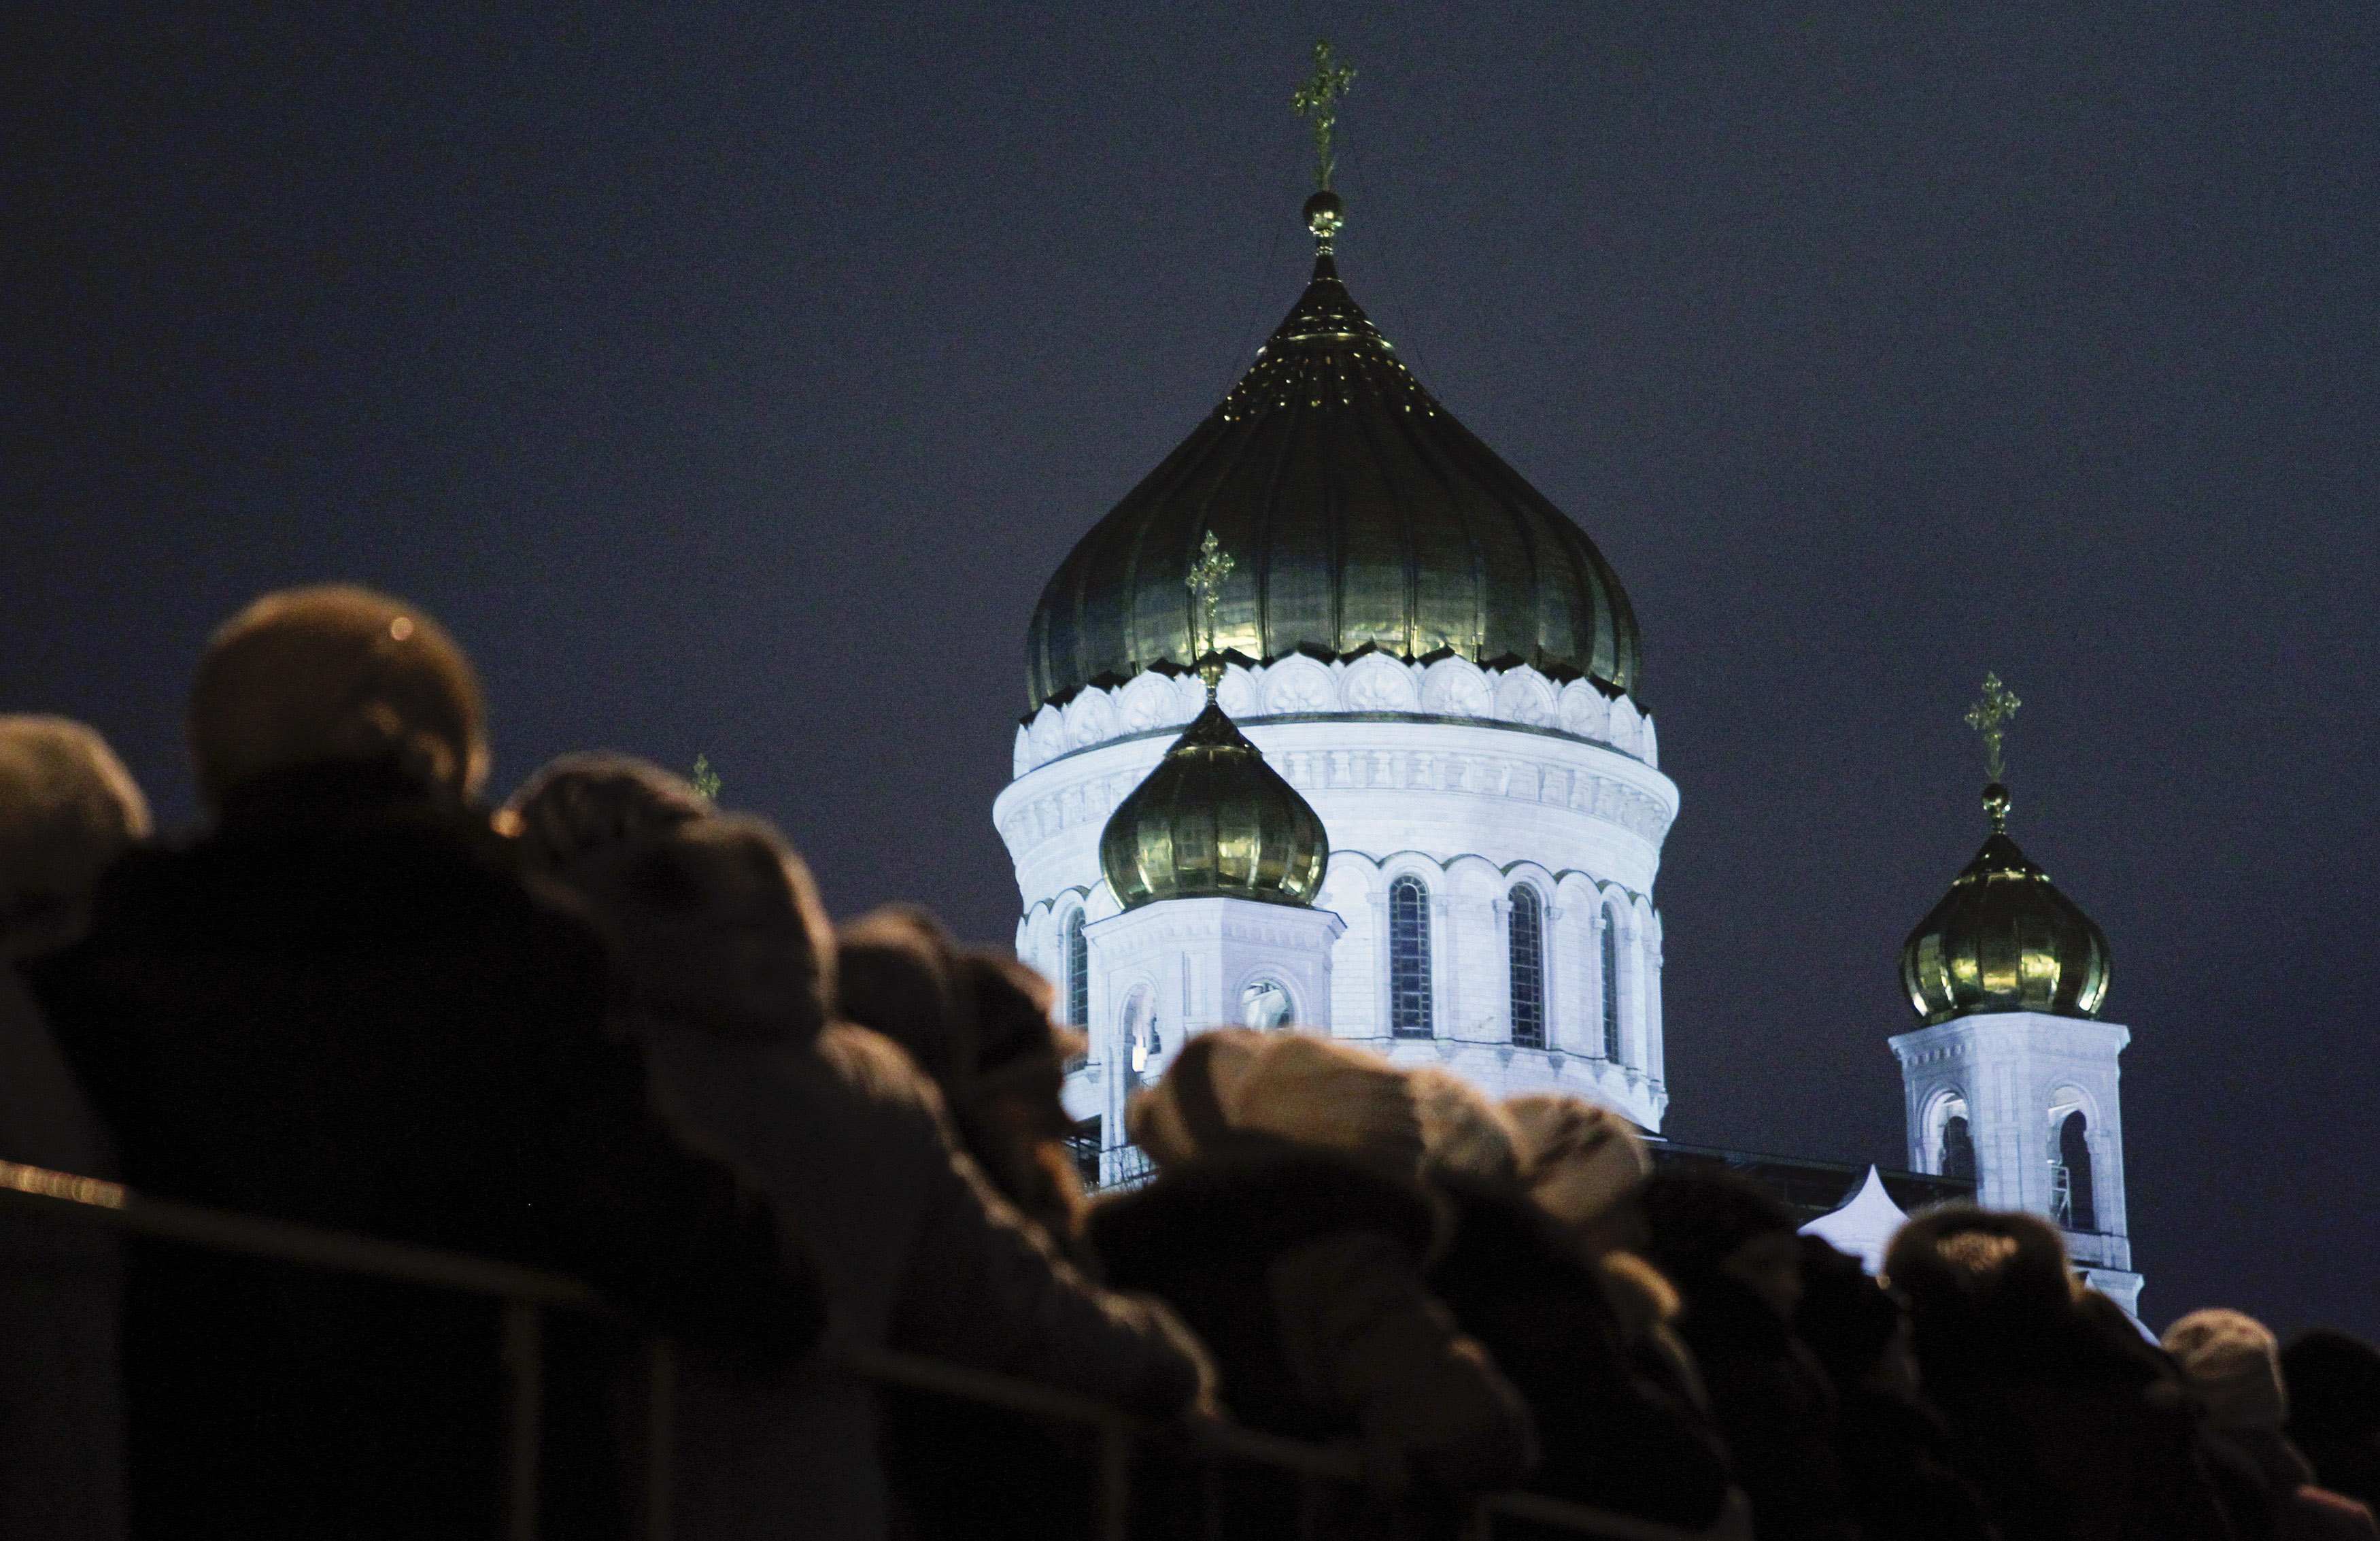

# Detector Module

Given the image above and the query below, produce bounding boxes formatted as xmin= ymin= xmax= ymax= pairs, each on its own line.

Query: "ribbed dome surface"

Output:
xmin=1900 ymin=787 xmax=2112 ymax=1025
xmin=1098 ymin=700 xmax=1329 ymax=910
xmin=1025 ymin=222 xmax=1639 ymax=713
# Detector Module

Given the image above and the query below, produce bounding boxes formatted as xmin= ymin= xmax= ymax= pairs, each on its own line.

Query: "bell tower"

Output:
xmin=1888 ymin=675 xmax=2143 ymax=1315
xmin=1085 ymin=533 xmax=1344 ymax=1183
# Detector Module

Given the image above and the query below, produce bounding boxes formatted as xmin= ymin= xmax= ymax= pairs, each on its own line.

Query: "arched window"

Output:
xmin=1599 ymin=905 xmax=1622 ymax=1060
xmin=1389 ymin=877 xmax=1433 ymax=1039
xmin=1122 ymin=987 xmax=1162 ymax=1087
xmin=2054 ymin=1111 xmax=2096 ymax=1232
xmin=1240 ymin=979 xmax=1292 ymax=1030
xmin=1508 ymin=886 xmax=1545 ymax=1049
xmin=1064 ymin=910 xmax=1088 ymax=1031
xmin=1939 ymin=1114 xmax=1975 ymax=1181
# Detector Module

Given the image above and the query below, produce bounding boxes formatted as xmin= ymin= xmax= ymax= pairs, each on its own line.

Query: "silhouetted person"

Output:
xmin=1885 ymin=1206 xmax=2234 ymax=1541
xmin=2168 ymin=1311 xmax=2378 ymax=1540
xmin=0 ymin=716 xmax=148 ymax=1541
xmin=1090 ymin=1029 xmax=1536 ymax=1540
xmin=1413 ymin=1074 xmax=1739 ymax=1536
xmin=29 ymin=587 xmax=821 ymax=1541
xmin=1795 ymin=1233 xmax=1996 ymax=1541
xmin=509 ymin=760 xmax=1211 ymax=1541
xmin=1642 ymin=1168 xmax=1863 ymax=1541
xmin=828 ymin=911 xmax=1129 ymax=1541
xmin=2285 ymin=1332 xmax=2380 ymax=1514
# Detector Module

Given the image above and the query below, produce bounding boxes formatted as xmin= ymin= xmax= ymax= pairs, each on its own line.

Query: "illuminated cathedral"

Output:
xmin=990 ymin=68 xmax=2144 ymax=1313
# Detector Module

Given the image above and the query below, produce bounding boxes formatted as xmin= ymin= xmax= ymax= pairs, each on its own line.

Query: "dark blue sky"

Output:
xmin=7 ymin=5 xmax=2375 ymax=1334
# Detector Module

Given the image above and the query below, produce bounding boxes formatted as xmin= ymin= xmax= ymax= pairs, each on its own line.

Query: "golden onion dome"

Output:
xmin=1899 ymin=783 xmax=2112 ymax=1025
xmin=1025 ymin=193 xmax=1640 ymax=714
xmin=1098 ymin=698 xmax=1330 ymax=911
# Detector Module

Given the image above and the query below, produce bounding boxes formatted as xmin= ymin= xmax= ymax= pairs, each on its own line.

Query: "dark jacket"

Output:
xmin=1832 ymin=1384 xmax=1999 ymax=1541
xmin=1671 ymin=1271 xmax=1863 ymax=1541
xmin=1915 ymin=1290 xmax=2238 ymax=1541
xmin=1089 ymin=1149 xmax=1534 ymax=1539
xmin=29 ymin=770 xmax=821 ymax=1541
xmin=0 ymin=966 xmax=125 ymax=1541
xmin=1423 ymin=1176 xmax=1732 ymax=1530
xmin=638 ymin=1017 xmax=1207 ymax=1541
xmin=2217 ymin=1427 xmax=2380 ymax=1541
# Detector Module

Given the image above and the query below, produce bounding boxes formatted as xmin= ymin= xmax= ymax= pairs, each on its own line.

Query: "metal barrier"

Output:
xmin=0 ymin=1157 xmax=1725 ymax=1541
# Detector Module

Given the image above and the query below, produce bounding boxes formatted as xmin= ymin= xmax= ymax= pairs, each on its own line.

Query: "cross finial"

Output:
xmin=1965 ymin=671 xmax=2022 ymax=791
xmin=1290 ymin=40 xmax=1357 ymax=192
xmin=1186 ymin=530 xmax=1236 ymax=700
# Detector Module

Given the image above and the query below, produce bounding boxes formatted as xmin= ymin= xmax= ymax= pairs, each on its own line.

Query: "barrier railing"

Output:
xmin=0 ymin=1157 xmax=1727 ymax=1541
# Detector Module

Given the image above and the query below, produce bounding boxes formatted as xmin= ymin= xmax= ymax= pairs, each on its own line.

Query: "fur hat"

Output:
xmin=504 ymin=752 xmax=712 ymax=875
xmin=959 ymin=948 xmax=1084 ymax=1120
xmin=1127 ymin=1028 xmax=1422 ymax=1183
xmin=836 ymin=904 xmax=973 ymax=1087
xmin=1506 ymin=1093 xmax=1651 ymax=1227
xmin=190 ymin=586 xmax=486 ymax=807
xmin=1639 ymin=1167 xmax=1799 ymax=1285
xmin=1882 ymin=1205 xmax=2076 ymax=1332
xmin=0 ymin=717 xmax=151 ymax=958
xmin=571 ymin=814 xmax=834 ymax=1043
xmin=1410 ymin=1066 xmax=1523 ymax=1187
xmin=2165 ymin=1310 xmax=2290 ymax=1432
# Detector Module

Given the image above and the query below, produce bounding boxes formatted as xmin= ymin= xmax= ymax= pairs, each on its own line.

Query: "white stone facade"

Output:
xmin=1079 ymin=897 xmax=1345 ymax=1182
xmin=996 ymin=658 xmax=1681 ymax=1136
xmin=1889 ymin=1010 xmax=2142 ymax=1314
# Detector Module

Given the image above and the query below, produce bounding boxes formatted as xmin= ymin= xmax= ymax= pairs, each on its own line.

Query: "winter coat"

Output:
xmin=1916 ymin=1289 xmax=2239 ymax=1541
xmin=635 ymin=1017 xmax=1209 ymax=1541
xmin=0 ymin=966 xmax=125 ymax=1541
xmin=1671 ymin=1270 xmax=1864 ymax=1541
xmin=1832 ymin=1383 xmax=1999 ymax=1541
xmin=27 ymin=768 xmax=822 ymax=1541
xmin=1423 ymin=1174 xmax=1733 ymax=1531
xmin=2216 ymin=1428 xmax=2380 ymax=1541
xmin=1089 ymin=1148 xmax=1536 ymax=1540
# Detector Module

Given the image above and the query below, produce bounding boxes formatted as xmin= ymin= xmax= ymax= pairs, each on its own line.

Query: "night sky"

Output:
xmin=8 ymin=6 xmax=2375 ymax=1336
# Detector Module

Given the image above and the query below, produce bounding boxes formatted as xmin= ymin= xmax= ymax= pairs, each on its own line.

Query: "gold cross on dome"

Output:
xmin=1290 ymin=40 xmax=1357 ymax=191
xmin=1965 ymin=672 xmax=2022 ymax=782
xmin=1186 ymin=530 xmax=1236 ymax=695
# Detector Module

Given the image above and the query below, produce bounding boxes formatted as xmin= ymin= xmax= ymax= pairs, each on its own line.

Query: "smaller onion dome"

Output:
xmin=1098 ymin=700 xmax=1329 ymax=911
xmin=1899 ymin=782 xmax=2113 ymax=1024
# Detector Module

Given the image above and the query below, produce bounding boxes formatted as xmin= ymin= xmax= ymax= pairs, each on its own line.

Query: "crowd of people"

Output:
xmin=1 ymin=582 xmax=2374 ymax=1541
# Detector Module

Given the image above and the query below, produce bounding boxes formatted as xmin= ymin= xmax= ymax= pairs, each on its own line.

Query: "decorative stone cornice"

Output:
xmin=1014 ymin=656 xmax=1659 ymax=777
xmin=998 ymin=734 xmax=1676 ymax=856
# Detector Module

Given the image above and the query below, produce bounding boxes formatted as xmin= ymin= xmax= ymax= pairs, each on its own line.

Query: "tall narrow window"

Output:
xmin=1508 ymin=886 xmax=1545 ymax=1049
xmin=1939 ymin=1115 xmax=1975 ymax=1181
xmin=1064 ymin=911 xmax=1088 ymax=1031
xmin=2056 ymin=1111 xmax=2096 ymax=1232
xmin=1599 ymin=906 xmax=1622 ymax=1060
xmin=1389 ymin=877 xmax=1433 ymax=1039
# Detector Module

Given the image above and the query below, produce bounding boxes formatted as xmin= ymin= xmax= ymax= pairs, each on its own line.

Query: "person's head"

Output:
xmin=1639 ymin=1167 xmax=1806 ymax=1321
xmin=2281 ymin=1330 xmax=2380 ymax=1438
xmin=0 ymin=717 xmax=151 ymax=959
xmin=1409 ymin=1066 xmax=1523 ymax=1190
xmin=190 ymin=586 xmax=486 ymax=811
xmin=959 ymin=949 xmax=1082 ymax=1124
xmin=1796 ymin=1234 xmax=1916 ymax=1395
xmin=1882 ymin=1206 xmax=2076 ymax=1364
xmin=2164 ymin=1309 xmax=2290 ymax=1433
xmin=504 ymin=752 xmax=713 ymax=877
xmin=1506 ymin=1093 xmax=1653 ymax=1257
xmin=957 ymin=949 xmax=1091 ymax=1238
xmin=836 ymin=904 xmax=971 ymax=1087
xmin=1127 ymin=1028 xmax=1423 ymax=1184
xmin=570 ymin=814 xmax=834 ymax=1043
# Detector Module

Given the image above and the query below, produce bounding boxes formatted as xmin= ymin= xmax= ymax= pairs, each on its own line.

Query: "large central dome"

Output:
xmin=1025 ymin=196 xmax=1641 ymax=713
